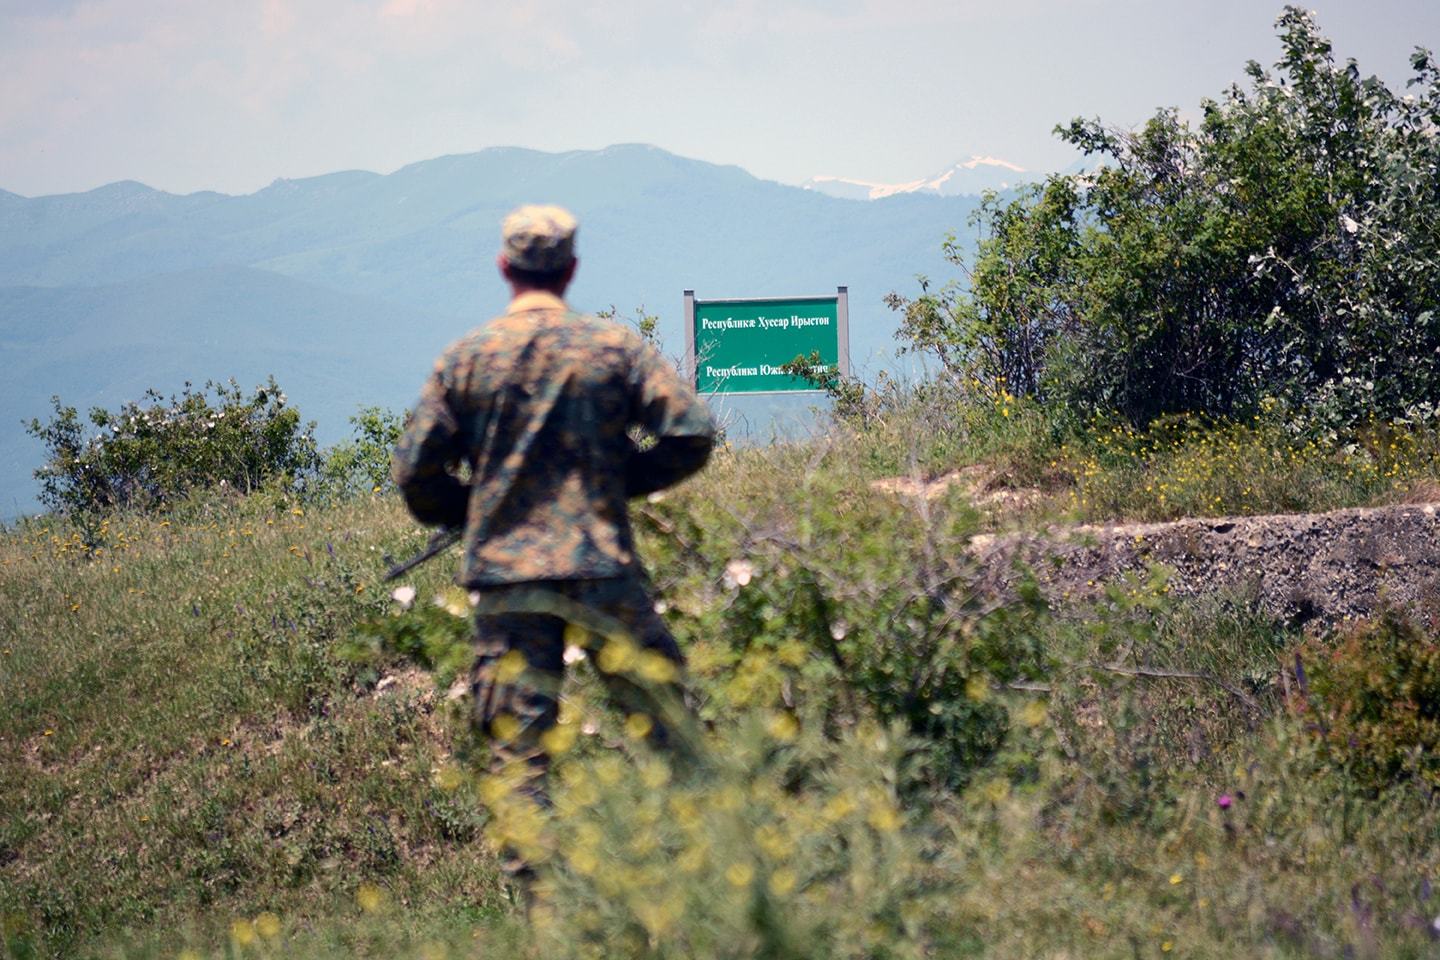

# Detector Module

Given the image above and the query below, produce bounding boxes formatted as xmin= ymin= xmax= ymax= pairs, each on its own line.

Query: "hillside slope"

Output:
xmin=3 ymin=425 xmax=1439 ymax=958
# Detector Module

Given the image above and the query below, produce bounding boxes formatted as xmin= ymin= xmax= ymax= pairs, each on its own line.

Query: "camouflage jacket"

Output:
xmin=392 ymin=291 xmax=715 ymax=586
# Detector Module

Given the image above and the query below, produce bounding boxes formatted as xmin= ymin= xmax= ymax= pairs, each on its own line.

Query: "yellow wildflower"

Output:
xmin=766 ymin=711 xmax=800 ymax=742
xmin=230 ymin=919 xmax=256 ymax=947
xmin=725 ymin=862 xmax=755 ymax=888
xmin=868 ymin=802 xmax=901 ymax=832
xmin=356 ymin=882 xmax=386 ymax=913
xmin=624 ymin=713 xmax=654 ymax=739
xmin=540 ymin=724 xmax=577 ymax=755
xmin=636 ymin=651 xmax=678 ymax=684
xmin=768 ymin=868 xmax=798 ymax=897
xmin=490 ymin=714 xmax=521 ymax=741
xmin=1019 ymin=700 xmax=1048 ymax=727
xmin=494 ymin=651 xmax=527 ymax=683
xmin=568 ymin=847 xmax=599 ymax=876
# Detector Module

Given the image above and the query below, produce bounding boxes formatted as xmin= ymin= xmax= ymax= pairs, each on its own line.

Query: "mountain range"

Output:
xmin=0 ymin=143 xmax=994 ymax=517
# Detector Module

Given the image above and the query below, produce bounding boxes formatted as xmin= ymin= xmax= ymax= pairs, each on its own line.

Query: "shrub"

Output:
xmin=894 ymin=8 xmax=1440 ymax=432
xmin=635 ymin=445 xmax=1052 ymax=791
xmin=1293 ymin=609 xmax=1440 ymax=791
xmin=25 ymin=377 xmax=319 ymax=517
xmin=318 ymin=406 xmax=404 ymax=501
xmin=348 ymin=585 xmax=475 ymax=690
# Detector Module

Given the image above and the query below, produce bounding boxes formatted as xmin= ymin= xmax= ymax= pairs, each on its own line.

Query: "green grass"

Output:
xmin=832 ymin=384 xmax=1440 ymax=527
xmin=0 ymin=494 xmax=504 ymax=957
xmin=2 ymin=422 xmax=1439 ymax=958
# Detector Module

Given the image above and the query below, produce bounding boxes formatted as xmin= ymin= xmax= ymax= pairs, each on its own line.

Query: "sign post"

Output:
xmin=683 ymin=287 xmax=850 ymax=395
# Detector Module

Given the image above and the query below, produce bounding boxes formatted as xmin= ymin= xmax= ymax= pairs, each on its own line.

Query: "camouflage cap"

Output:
xmin=500 ymin=204 xmax=578 ymax=272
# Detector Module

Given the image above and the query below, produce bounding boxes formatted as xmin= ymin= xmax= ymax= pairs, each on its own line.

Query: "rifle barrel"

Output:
xmin=383 ymin=528 xmax=461 ymax=582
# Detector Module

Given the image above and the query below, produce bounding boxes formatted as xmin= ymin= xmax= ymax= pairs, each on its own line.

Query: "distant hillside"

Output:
xmin=0 ymin=144 xmax=983 ymax=516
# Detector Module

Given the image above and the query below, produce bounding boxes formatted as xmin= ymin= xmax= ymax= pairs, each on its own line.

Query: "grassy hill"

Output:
xmin=4 ymin=397 xmax=1439 ymax=959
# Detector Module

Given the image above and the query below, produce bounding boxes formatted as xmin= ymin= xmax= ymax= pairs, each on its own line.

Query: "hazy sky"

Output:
xmin=3 ymin=0 xmax=1439 ymax=197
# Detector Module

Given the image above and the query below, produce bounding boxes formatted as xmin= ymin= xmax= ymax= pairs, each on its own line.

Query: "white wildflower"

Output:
xmin=1340 ymin=214 xmax=1360 ymax=234
xmin=830 ymin=620 xmax=848 ymax=641
xmin=723 ymin=559 xmax=755 ymax=589
xmin=391 ymin=585 xmax=416 ymax=609
xmin=563 ymin=645 xmax=587 ymax=665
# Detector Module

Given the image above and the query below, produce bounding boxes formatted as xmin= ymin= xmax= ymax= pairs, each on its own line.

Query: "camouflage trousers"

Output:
xmin=470 ymin=576 xmax=690 ymax=812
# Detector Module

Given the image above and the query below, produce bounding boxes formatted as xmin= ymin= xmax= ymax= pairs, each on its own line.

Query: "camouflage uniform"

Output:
xmin=392 ymin=205 xmax=715 ymax=813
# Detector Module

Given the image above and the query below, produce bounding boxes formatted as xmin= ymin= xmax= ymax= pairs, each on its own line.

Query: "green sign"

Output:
xmin=687 ymin=290 xmax=849 ymax=394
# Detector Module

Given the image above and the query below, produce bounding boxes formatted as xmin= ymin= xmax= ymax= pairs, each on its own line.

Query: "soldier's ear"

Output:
xmin=497 ymin=254 xmax=512 ymax=279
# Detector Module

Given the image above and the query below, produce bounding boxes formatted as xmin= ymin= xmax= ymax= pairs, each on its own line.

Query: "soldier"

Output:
xmin=391 ymin=204 xmax=715 ymax=873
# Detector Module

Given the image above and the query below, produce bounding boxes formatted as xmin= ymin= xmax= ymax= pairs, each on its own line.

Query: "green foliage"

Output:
xmin=596 ymin=304 xmax=662 ymax=349
xmin=1061 ymin=408 xmax=1440 ymax=521
xmin=896 ymin=8 xmax=1440 ymax=432
xmin=24 ymin=377 xmax=320 ymax=518
xmin=887 ymin=183 xmax=1081 ymax=406
xmin=348 ymin=586 xmax=476 ymax=689
xmin=0 ymin=495 xmax=504 ymax=958
xmin=1295 ymin=609 xmax=1440 ymax=791
xmin=636 ymin=444 xmax=1052 ymax=791
xmin=777 ymin=350 xmax=871 ymax=426
xmin=317 ymin=406 xmax=404 ymax=501
xmin=510 ymin=712 xmax=1005 ymax=959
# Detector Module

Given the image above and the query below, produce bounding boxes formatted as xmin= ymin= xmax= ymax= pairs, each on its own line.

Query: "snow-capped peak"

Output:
xmin=802 ymin=155 xmax=1034 ymax=201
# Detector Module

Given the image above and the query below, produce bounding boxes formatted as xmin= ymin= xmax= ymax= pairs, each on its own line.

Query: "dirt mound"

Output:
xmin=968 ymin=502 xmax=1440 ymax=627
xmin=870 ymin=465 xmax=1048 ymax=512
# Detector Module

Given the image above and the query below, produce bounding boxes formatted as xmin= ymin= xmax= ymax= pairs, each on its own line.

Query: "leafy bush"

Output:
xmin=894 ymin=7 xmax=1440 ymax=432
xmin=454 ymin=624 xmax=1053 ymax=960
xmin=633 ymin=445 xmax=1052 ymax=791
xmin=518 ymin=714 xmax=963 ymax=960
xmin=348 ymin=585 xmax=475 ymax=689
xmin=1294 ymin=609 xmax=1440 ymax=791
xmin=25 ymin=377 xmax=320 ymax=517
xmin=318 ymin=406 xmax=404 ymax=501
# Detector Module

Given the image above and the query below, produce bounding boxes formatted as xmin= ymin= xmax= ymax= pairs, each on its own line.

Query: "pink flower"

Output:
xmin=1217 ymin=794 xmax=1233 ymax=810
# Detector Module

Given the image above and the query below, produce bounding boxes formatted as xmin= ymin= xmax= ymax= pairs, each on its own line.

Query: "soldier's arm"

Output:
xmin=391 ymin=360 xmax=468 ymax=528
xmin=624 ymin=338 xmax=716 ymax=498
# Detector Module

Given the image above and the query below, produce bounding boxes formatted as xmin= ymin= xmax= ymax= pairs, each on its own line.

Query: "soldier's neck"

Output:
xmin=506 ymin=289 xmax=569 ymax=313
